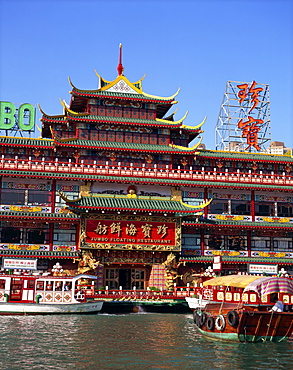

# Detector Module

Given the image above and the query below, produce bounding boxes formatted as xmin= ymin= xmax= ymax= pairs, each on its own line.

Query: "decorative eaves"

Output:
xmin=0 ymin=250 xmax=80 ymax=259
xmin=63 ymin=195 xmax=207 ymax=215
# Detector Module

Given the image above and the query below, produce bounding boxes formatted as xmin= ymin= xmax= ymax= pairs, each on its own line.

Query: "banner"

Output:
xmin=86 ymin=219 xmax=176 ymax=247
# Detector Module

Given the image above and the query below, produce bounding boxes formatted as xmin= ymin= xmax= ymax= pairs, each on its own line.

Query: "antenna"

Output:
xmin=117 ymin=43 xmax=124 ymax=76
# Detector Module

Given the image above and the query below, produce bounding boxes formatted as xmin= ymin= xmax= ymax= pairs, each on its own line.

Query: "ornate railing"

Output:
xmin=1 ymin=155 xmax=292 ymax=186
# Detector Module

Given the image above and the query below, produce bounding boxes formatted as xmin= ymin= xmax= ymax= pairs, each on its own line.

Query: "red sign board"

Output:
xmin=86 ymin=219 xmax=177 ymax=247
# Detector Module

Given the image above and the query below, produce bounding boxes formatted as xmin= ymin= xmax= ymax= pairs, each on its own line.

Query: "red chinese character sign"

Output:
xmin=85 ymin=219 xmax=179 ymax=250
xmin=216 ymin=80 xmax=271 ymax=152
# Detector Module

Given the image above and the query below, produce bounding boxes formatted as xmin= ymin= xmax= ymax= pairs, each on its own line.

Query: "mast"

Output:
xmin=117 ymin=43 xmax=124 ymax=76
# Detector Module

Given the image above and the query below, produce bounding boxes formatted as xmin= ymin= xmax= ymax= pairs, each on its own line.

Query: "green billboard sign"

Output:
xmin=0 ymin=101 xmax=35 ymax=131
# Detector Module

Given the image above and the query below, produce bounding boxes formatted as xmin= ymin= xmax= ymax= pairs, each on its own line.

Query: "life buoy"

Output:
xmin=206 ymin=316 xmax=215 ymax=330
xmin=215 ymin=314 xmax=226 ymax=331
xmin=227 ymin=310 xmax=239 ymax=327
xmin=199 ymin=312 xmax=207 ymax=327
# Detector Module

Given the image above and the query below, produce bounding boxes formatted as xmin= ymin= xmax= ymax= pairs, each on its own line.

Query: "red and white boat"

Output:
xmin=0 ymin=273 xmax=103 ymax=315
xmin=193 ymin=275 xmax=293 ymax=342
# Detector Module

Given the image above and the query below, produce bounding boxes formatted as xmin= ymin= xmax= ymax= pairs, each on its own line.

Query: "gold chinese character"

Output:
xmin=141 ymin=223 xmax=152 ymax=238
xmin=94 ymin=222 xmax=108 ymax=235
xmin=157 ymin=224 xmax=168 ymax=238
xmin=126 ymin=224 xmax=137 ymax=236
xmin=110 ymin=222 xmax=122 ymax=237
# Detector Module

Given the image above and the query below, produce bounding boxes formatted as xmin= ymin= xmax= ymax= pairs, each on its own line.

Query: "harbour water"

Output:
xmin=0 ymin=313 xmax=292 ymax=370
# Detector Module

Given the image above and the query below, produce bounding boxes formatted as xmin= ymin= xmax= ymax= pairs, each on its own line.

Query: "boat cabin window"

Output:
xmin=27 ymin=280 xmax=35 ymax=289
xmin=46 ymin=282 xmax=53 ymax=291
xmin=64 ymin=282 xmax=72 ymax=291
xmin=36 ymin=281 xmax=44 ymax=290
xmin=55 ymin=282 xmax=62 ymax=291
xmin=0 ymin=279 xmax=5 ymax=289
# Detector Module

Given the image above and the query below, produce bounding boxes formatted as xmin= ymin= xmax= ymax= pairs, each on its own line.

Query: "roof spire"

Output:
xmin=117 ymin=43 xmax=124 ymax=76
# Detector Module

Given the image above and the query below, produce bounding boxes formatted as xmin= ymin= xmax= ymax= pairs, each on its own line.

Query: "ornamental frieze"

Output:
xmin=84 ymin=243 xmax=181 ymax=252
xmin=0 ymin=244 xmax=49 ymax=251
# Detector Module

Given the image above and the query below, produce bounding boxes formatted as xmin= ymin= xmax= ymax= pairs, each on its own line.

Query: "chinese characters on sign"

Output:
xmin=248 ymin=264 xmax=278 ymax=275
xmin=237 ymin=81 xmax=264 ymax=151
xmin=3 ymin=258 xmax=37 ymax=270
xmin=86 ymin=219 xmax=176 ymax=246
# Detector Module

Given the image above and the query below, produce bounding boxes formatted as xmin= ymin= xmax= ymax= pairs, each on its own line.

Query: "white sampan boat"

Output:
xmin=0 ymin=273 xmax=103 ymax=315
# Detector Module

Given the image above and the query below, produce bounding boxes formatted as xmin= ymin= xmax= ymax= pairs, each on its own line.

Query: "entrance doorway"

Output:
xmin=119 ymin=269 xmax=131 ymax=289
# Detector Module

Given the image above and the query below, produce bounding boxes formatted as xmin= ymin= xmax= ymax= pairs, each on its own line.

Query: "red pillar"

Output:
xmin=251 ymin=190 xmax=255 ymax=221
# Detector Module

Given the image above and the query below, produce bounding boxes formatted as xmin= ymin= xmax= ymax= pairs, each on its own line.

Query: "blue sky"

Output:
xmin=0 ymin=0 xmax=292 ymax=150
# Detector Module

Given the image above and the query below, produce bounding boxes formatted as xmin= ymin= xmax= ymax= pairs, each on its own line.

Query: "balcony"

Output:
xmin=1 ymin=155 xmax=292 ymax=187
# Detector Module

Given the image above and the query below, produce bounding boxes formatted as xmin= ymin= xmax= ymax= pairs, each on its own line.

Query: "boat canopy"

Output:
xmin=203 ymin=275 xmax=293 ymax=296
xmin=243 ymin=277 xmax=293 ymax=296
xmin=202 ymin=275 xmax=264 ymax=288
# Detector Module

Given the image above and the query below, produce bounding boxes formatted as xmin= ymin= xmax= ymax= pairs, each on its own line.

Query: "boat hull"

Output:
xmin=99 ymin=299 xmax=190 ymax=314
xmin=194 ymin=310 xmax=293 ymax=343
xmin=0 ymin=301 xmax=103 ymax=315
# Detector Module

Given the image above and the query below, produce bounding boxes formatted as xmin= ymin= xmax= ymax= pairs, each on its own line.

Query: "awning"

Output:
xmin=202 ymin=274 xmax=262 ymax=288
xmin=243 ymin=277 xmax=293 ymax=296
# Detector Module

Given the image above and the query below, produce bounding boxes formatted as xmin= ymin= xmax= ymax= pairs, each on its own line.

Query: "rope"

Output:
xmin=264 ymin=310 xmax=275 ymax=342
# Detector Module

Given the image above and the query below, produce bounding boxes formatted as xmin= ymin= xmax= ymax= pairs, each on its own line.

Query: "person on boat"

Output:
xmin=270 ymin=298 xmax=284 ymax=312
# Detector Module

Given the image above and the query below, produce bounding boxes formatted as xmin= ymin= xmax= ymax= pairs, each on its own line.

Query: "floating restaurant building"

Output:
xmin=0 ymin=48 xmax=292 ymax=289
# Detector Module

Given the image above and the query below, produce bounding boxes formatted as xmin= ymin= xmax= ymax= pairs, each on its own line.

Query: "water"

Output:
xmin=0 ymin=313 xmax=291 ymax=370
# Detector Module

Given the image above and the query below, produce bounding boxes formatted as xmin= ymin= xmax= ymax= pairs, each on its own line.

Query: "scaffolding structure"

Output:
xmin=215 ymin=80 xmax=271 ymax=152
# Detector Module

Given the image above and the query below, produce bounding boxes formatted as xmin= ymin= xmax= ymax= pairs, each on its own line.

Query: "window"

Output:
xmin=209 ymin=200 xmax=228 ymax=214
xmin=27 ymin=230 xmax=45 ymax=244
xmin=28 ymin=191 xmax=49 ymax=205
xmin=105 ymin=268 xmax=119 ymax=289
xmin=277 ymin=205 xmax=293 ymax=217
xmin=255 ymin=202 xmax=274 ymax=216
xmin=251 ymin=236 xmax=271 ymax=250
xmin=1 ymin=189 xmax=25 ymax=205
xmin=1 ymin=227 xmax=21 ymax=243
xmin=231 ymin=201 xmax=250 ymax=215
xmin=131 ymin=269 xmax=145 ymax=289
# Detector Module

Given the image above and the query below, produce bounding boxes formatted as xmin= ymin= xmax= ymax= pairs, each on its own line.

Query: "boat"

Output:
xmin=192 ymin=274 xmax=293 ymax=342
xmin=0 ymin=273 xmax=103 ymax=315
xmin=98 ymin=298 xmax=190 ymax=314
xmin=185 ymin=295 xmax=209 ymax=311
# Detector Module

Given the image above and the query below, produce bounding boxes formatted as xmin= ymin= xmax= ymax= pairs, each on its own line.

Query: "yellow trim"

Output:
xmin=156 ymin=111 xmax=188 ymax=125
xmin=63 ymin=104 xmax=88 ymax=117
xmin=38 ymin=104 xmax=65 ymax=119
xmin=70 ymin=73 xmax=178 ymax=101
xmin=169 ymin=137 xmax=203 ymax=151
xmin=0 ymin=135 xmax=53 ymax=142
xmin=58 ymin=191 xmax=82 ymax=203
xmin=181 ymin=116 xmax=206 ymax=130
xmin=179 ymin=197 xmax=213 ymax=209
xmin=50 ymin=127 xmax=78 ymax=143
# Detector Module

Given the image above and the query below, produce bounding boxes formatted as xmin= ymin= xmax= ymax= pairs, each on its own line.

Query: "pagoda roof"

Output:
xmin=41 ymin=109 xmax=200 ymax=131
xmin=0 ymin=249 xmax=79 ymax=259
xmin=0 ymin=211 xmax=79 ymax=222
xmin=197 ymin=149 xmax=293 ymax=164
xmin=0 ymin=136 xmax=54 ymax=149
xmin=52 ymin=136 xmax=202 ymax=154
xmin=61 ymin=194 xmax=208 ymax=216
xmin=69 ymin=75 xmax=179 ymax=104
